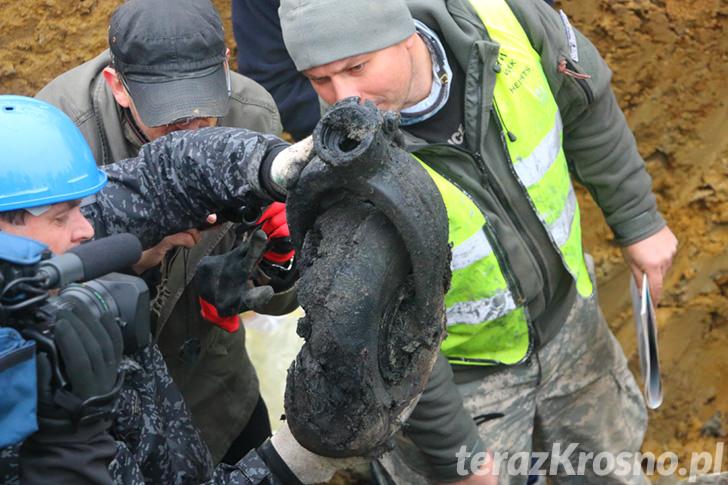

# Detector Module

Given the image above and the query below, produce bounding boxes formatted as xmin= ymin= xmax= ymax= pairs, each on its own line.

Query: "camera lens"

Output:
xmin=57 ymin=274 xmax=150 ymax=355
xmin=59 ymin=282 xmax=120 ymax=323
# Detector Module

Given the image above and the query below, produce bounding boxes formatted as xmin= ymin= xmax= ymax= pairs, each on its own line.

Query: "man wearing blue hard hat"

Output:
xmin=37 ymin=0 xmax=294 ymax=464
xmin=0 ymin=96 xmax=115 ymax=484
xmin=0 ymin=98 xmax=106 ymax=253
xmin=0 ymin=95 xmax=358 ymax=484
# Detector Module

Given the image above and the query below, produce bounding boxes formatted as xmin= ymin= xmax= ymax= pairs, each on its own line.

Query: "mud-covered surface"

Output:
xmin=285 ymin=100 xmax=450 ymax=457
xmin=2 ymin=0 xmax=727 ymax=477
xmin=287 ymin=199 xmax=417 ymax=457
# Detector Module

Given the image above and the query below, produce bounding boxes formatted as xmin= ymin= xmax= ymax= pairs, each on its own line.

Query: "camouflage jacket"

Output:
xmin=0 ymin=129 xmax=293 ymax=484
xmin=36 ymin=51 xmax=289 ymax=460
xmin=109 ymin=345 xmax=212 ymax=484
xmin=85 ymin=127 xmax=287 ymax=247
xmin=92 ymin=125 xmax=294 ymax=463
xmin=0 ymin=345 xmax=290 ymax=485
xmin=86 ymin=127 xmax=292 ymax=483
xmin=111 ymin=345 xmax=290 ymax=485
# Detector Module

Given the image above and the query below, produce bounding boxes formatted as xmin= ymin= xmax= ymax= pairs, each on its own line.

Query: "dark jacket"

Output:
xmin=36 ymin=51 xmax=291 ymax=461
xmin=406 ymin=0 xmax=663 ymax=349
xmin=232 ymin=0 xmax=320 ymax=140
xmin=0 ymin=128 xmax=290 ymax=484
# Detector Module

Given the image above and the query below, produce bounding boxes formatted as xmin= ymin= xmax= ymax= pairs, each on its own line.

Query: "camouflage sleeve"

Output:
xmin=84 ymin=127 xmax=288 ymax=248
xmin=0 ymin=445 xmax=20 ymax=484
xmin=204 ymin=444 xmax=301 ymax=485
xmin=109 ymin=345 xmax=214 ymax=484
xmin=205 ymin=451 xmax=285 ymax=485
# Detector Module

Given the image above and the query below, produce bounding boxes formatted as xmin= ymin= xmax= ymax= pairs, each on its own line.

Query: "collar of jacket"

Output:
xmin=122 ymin=108 xmax=149 ymax=150
xmin=407 ymin=0 xmax=502 ymax=152
xmin=400 ymin=20 xmax=453 ymax=125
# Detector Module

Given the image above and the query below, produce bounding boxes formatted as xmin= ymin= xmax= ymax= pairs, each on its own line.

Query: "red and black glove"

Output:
xmin=196 ymin=231 xmax=275 ymax=333
xmin=198 ymin=298 xmax=241 ymax=333
xmin=257 ymin=202 xmax=295 ymax=265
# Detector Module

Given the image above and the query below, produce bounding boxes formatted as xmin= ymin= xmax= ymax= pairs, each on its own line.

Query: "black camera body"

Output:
xmin=44 ymin=274 xmax=151 ymax=355
xmin=0 ymin=233 xmax=151 ymax=369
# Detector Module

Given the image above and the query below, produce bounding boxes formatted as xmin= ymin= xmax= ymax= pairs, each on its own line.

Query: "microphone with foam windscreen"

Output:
xmin=38 ymin=234 xmax=143 ymax=288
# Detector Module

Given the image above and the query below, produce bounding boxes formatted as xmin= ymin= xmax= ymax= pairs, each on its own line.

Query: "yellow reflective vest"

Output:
xmin=420 ymin=0 xmax=593 ymax=366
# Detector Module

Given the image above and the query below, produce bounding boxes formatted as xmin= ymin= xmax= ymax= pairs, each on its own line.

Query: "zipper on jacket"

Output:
xmin=488 ymin=111 xmax=552 ymax=306
xmin=469 ymin=65 xmax=528 ymax=306
xmin=412 ymin=143 xmax=527 ymax=307
xmin=559 ymin=58 xmax=594 ymax=105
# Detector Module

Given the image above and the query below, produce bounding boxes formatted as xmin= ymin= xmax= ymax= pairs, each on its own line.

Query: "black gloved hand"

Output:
xmin=36 ymin=303 xmax=124 ymax=430
xmin=196 ymin=230 xmax=275 ymax=317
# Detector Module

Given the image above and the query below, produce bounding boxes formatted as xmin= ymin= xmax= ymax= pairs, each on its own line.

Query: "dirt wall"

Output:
xmin=1 ymin=0 xmax=727 ymax=474
xmin=562 ymin=0 xmax=728 ymax=468
xmin=0 ymin=0 xmax=237 ymax=94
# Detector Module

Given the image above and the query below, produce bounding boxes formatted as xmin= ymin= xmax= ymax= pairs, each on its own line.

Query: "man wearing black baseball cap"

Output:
xmin=106 ymin=0 xmax=234 ymax=133
xmin=37 ymin=0 xmax=297 ymax=469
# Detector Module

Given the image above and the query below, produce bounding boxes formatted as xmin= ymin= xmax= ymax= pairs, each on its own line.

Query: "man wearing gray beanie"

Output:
xmin=279 ymin=0 xmax=677 ymax=484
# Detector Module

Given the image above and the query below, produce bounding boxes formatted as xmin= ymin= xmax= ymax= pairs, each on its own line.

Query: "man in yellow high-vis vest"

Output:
xmin=278 ymin=0 xmax=678 ymax=483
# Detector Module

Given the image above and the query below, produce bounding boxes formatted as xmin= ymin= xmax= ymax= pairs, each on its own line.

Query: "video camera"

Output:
xmin=0 ymin=232 xmax=151 ymax=388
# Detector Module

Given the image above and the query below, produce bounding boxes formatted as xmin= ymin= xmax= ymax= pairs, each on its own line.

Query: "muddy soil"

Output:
xmin=561 ymin=0 xmax=728 ymax=471
xmin=2 ymin=0 xmax=727 ymax=477
xmin=0 ymin=0 xmax=238 ymax=95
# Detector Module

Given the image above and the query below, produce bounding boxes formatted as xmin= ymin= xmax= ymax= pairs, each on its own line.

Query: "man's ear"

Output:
xmin=102 ymin=67 xmax=132 ymax=109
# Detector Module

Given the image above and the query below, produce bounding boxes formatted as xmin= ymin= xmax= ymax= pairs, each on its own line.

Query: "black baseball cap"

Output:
xmin=108 ymin=0 xmax=231 ymax=127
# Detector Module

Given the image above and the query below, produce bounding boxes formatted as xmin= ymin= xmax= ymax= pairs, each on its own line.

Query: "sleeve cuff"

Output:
xmin=430 ymin=435 xmax=487 ymax=482
xmin=258 ymin=144 xmax=289 ymax=202
xmin=610 ymin=211 xmax=666 ymax=247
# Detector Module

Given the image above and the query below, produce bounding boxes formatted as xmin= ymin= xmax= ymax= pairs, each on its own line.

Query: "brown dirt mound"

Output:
xmin=0 ymin=0 xmax=238 ymax=95
xmin=563 ymin=0 xmax=728 ymax=471
xmin=2 ymin=0 xmax=727 ymax=477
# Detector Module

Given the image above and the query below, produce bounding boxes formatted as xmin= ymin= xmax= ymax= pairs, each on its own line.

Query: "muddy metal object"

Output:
xmin=284 ymin=98 xmax=451 ymax=457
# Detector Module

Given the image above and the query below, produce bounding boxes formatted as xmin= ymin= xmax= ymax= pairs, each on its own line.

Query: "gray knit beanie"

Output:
xmin=279 ymin=0 xmax=416 ymax=71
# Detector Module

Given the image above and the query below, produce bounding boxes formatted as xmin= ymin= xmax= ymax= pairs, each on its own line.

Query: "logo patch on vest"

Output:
xmin=498 ymin=52 xmax=533 ymax=94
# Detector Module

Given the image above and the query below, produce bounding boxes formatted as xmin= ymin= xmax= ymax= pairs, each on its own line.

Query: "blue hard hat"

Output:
xmin=0 ymin=95 xmax=107 ymax=213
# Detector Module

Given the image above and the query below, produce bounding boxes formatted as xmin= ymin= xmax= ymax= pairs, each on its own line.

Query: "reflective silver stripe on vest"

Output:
xmin=451 ymin=229 xmax=493 ymax=271
xmin=513 ymin=113 xmax=563 ymax=188
xmin=549 ymin=186 xmax=577 ymax=247
xmin=446 ymin=291 xmax=517 ymax=326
